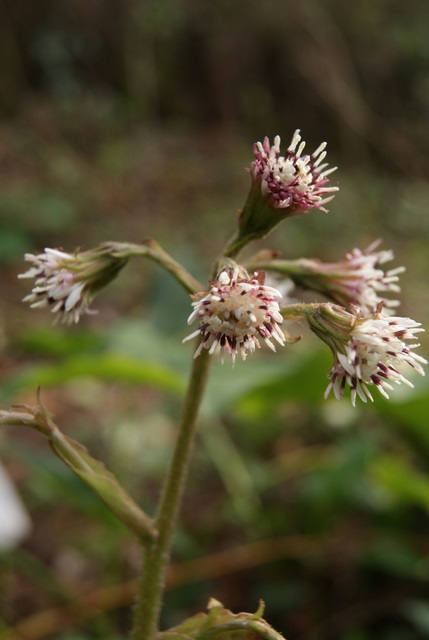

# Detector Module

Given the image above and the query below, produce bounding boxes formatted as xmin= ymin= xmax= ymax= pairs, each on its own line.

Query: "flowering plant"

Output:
xmin=0 ymin=130 xmax=426 ymax=639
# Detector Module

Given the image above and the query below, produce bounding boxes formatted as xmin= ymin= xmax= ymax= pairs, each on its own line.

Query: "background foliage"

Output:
xmin=1 ymin=1 xmax=429 ymax=639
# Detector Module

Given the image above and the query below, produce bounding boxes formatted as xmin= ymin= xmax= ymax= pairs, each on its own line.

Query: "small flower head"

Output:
xmin=19 ymin=246 xmax=127 ymax=324
xmin=183 ymin=266 xmax=287 ymax=364
xmin=307 ymin=303 xmax=426 ymax=406
xmin=250 ymin=130 xmax=338 ymax=213
xmin=296 ymin=240 xmax=405 ymax=316
xmin=233 ymin=131 xmax=338 ymax=250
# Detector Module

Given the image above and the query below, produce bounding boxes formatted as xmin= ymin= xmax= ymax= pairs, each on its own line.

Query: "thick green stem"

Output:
xmin=130 ymin=349 xmax=211 ymax=640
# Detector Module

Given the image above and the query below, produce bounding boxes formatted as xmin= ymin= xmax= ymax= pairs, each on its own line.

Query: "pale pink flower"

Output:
xmin=19 ymin=246 xmax=126 ymax=324
xmin=250 ymin=130 xmax=338 ymax=214
xmin=183 ymin=267 xmax=286 ymax=364
xmin=294 ymin=240 xmax=404 ymax=316
xmin=324 ymin=309 xmax=427 ymax=406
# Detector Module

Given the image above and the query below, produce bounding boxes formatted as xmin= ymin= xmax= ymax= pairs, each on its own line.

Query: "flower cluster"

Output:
xmin=183 ymin=267 xmax=286 ymax=364
xmin=17 ymin=130 xmax=425 ymax=407
xmin=250 ymin=130 xmax=339 ymax=214
xmin=306 ymin=304 xmax=427 ymax=406
xmin=19 ymin=247 xmax=126 ymax=324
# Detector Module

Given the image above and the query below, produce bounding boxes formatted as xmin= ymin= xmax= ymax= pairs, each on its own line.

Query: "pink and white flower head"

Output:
xmin=232 ymin=131 xmax=339 ymax=249
xmin=307 ymin=303 xmax=427 ymax=406
xmin=294 ymin=240 xmax=405 ymax=317
xmin=19 ymin=246 xmax=126 ymax=325
xmin=250 ymin=130 xmax=338 ymax=214
xmin=183 ymin=266 xmax=287 ymax=364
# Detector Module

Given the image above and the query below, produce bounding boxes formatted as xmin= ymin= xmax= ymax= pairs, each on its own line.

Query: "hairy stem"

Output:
xmin=221 ymin=231 xmax=254 ymax=260
xmin=281 ymin=302 xmax=325 ymax=319
xmin=243 ymin=257 xmax=315 ymax=277
xmin=130 ymin=349 xmax=211 ymax=640
xmin=107 ymin=240 xmax=204 ymax=294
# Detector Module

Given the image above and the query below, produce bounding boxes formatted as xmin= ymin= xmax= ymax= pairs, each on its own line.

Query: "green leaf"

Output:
xmin=15 ymin=327 xmax=104 ymax=357
xmin=1 ymin=353 xmax=185 ymax=402
xmin=202 ymin=345 xmax=329 ymax=418
xmin=373 ymin=378 xmax=429 ymax=439
xmin=363 ymin=536 xmax=422 ymax=579
xmin=200 ymin=422 xmax=261 ymax=522
xmin=370 ymin=454 xmax=429 ymax=511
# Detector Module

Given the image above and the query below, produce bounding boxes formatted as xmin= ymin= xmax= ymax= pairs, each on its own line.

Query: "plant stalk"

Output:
xmin=130 ymin=349 xmax=211 ymax=640
xmin=107 ymin=240 xmax=204 ymax=294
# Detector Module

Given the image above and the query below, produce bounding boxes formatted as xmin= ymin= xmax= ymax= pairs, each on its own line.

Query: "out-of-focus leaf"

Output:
xmin=31 ymin=193 xmax=77 ymax=230
xmin=14 ymin=327 xmax=104 ymax=357
xmin=1 ymin=187 xmax=78 ymax=232
xmin=200 ymin=422 xmax=261 ymax=523
xmin=1 ymin=353 xmax=185 ymax=401
xmin=302 ymin=434 xmax=379 ymax=510
xmin=403 ymin=600 xmax=429 ymax=634
xmin=203 ymin=346 xmax=330 ymax=418
xmin=374 ymin=379 xmax=429 ymax=440
xmin=0 ymin=225 xmax=30 ymax=263
xmin=0 ymin=547 xmax=72 ymax=602
xmin=370 ymin=454 xmax=429 ymax=511
xmin=149 ymin=260 xmax=201 ymax=333
xmin=260 ymin=445 xmax=339 ymax=489
xmin=363 ymin=536 xmax=422 ymax=579
xmin=105 ymin=320 xmax=191 ymax=371
xmin=11 ymin=445 xmax=124 ymax=521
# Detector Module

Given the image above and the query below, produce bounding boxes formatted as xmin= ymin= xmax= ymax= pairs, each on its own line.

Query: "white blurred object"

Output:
xmin=0 ymin=461 xmax=31 ymax=550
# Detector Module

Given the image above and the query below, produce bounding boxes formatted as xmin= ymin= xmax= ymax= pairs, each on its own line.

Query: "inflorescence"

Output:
xmin=183 ymin=267 xmax=286 ymax=365
xmin=18 ymin=131 xmax=425 ymax=405
xmin=250 ymin=130 xmax=339 ymax=213
xmin=325 ymin=309 xmax=427 ymax=406
xmin=19 ymin=246 xmax=126 ymax=324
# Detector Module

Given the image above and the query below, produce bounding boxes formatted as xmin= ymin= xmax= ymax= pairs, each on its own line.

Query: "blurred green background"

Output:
xmin=1 ymin=0 xmax=429 ymax=638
